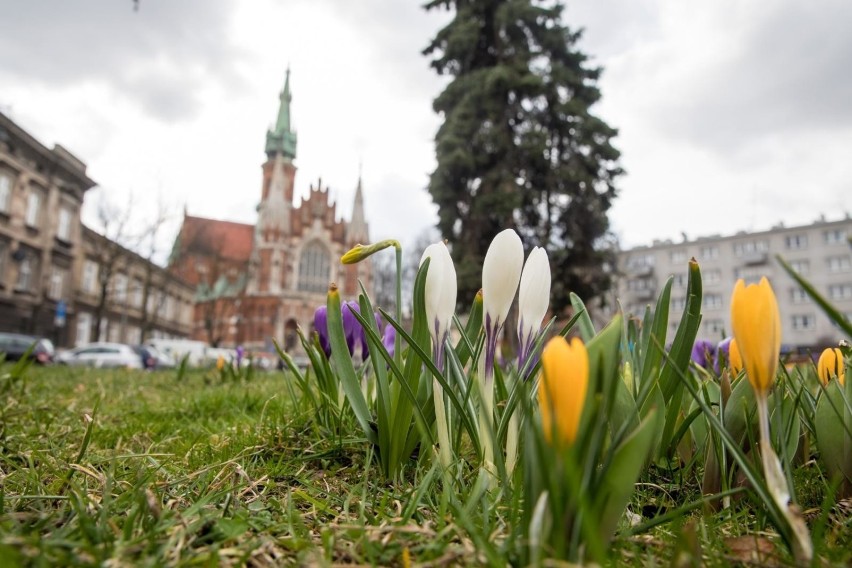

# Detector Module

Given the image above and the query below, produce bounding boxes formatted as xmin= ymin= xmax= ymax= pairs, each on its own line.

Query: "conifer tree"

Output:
xmin=424 ymin=0 xmax=622 ymax=312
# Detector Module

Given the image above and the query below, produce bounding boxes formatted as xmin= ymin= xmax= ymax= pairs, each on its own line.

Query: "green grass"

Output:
xmin=0 ymin=365 xmax=849 ymax=566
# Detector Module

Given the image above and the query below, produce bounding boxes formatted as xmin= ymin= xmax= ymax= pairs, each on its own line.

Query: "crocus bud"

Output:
xmin=482 ymin=229 xmax=524 ymax=332
xmin=539 ymin=336 xmax=589 ymax=445
xmin=419 ymin=242 xmax=457 ymax=347
xmin=517 ymin=246 xmax=551 ymax=369
xmin=730 ymin=277 xmax=781 ymax=395
xmin=817 ymin=347 xmax=845 ymax=386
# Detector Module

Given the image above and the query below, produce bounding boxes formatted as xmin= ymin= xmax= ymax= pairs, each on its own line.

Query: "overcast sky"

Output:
xmin=1 ymin=0 xmax=850 ymax=261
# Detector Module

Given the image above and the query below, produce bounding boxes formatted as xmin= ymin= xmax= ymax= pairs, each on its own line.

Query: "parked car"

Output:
xmin=56 ymin=342 xmax=143 ymax=369
xmin=132 ymin=344 xmax=177 ymax=370
xmin=0 ymin=332 xmax=55 ymax=364
xmin=145 ymin=338 xmax=210 ymax=367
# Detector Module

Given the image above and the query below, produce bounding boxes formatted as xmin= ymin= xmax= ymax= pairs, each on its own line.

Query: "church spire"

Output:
xmin=265 ymin=67 xmax=298 ymax=159
xmin=347 ymin=174 xmax=369 ymax=244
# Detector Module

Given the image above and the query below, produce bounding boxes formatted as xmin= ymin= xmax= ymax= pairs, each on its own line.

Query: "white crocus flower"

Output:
xmin=482 ymin=229 xmax=524 ymax=333
xmin=419 ymin=241 xmax=457 ymax=470
xmin=419 ymin=242 xmax=457 ymax=352
xmin=481 ymin=228 xmax=524 ymax=380
xmin=517 ymin=246 xmax=551 ymax=371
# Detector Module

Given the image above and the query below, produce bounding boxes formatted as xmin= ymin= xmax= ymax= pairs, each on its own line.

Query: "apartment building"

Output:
xmin=0 ymin=111 xmax=194 ymax=347
xmin=74 ymin=226 xmax=194 ymax=346
xmin=0 ymin=111 xmax=95 ymax=340
xmin=614 ymin=216 xmax=852 ymax=351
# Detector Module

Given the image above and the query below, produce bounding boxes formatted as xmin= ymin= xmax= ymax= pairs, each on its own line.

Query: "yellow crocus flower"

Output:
xmin=729 ymin=338 xmax=744 ymax=375
xmin=216 ymin=355 xmax=225 ymax=371
xmin=730 ymin=277 xmax=782 ymax=395
xmin=817 ymin=347 xmax=846 ymax=386
xmin=539 ymin=336 xmax=589 ymax=445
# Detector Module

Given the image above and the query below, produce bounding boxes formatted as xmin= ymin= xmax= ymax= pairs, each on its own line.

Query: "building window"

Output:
xmin=700 ymin=246 xmax=719 ymax=260
xmin=734 ymin=266 xmax=766 ymax=285
xmin=48 ymin=266 xmax=66 ymax=300
xmin=824 ymin=229 xmax=848 ymax=244
xmin=670 ymin=250 xmax=687 ymax=264
xmin=76 ymin=312 xmax=92 ymax=346
xmin=108 ymin=320 xmax=121 ymax=343
xmin=671 ymin=273 xmax=687 ymax=287
xmin=789 ymin=260 xmax=809 ymax=275
xmin=705 ymin=319 xmax=725 ymax=335
xmin=828 ymin=284 xmax=852 ymax=301
xmin=627 ymin=254 xmax=655 ymax=269
xmin=82 ymin=260 xmax=98 ymax=293
xmin=298 ymin=240 xmax=331 ymax=293
xmin=25 ymin=189 xmax=43 ymax=228
xmin=115 ymin=273 xmax=128 ymax=304
xmin=0 ymin=172 xmax=11 ymax=213
xmin=733 ymin=240 xmax=768 ymax=257
xmin=704 ymin=269 xmax=721 ymax=285
xmin=703 ymin=294 xmax=723 ymax=309
xmin=627 ymin=278 xmax=654 ymax=291
xmin=16 ymin=254 xmax=36 ymax=291
xmin=671 ymin=297 xmax=686 ymax=311
xmin=785 ymin=234 xmax=807 ymax=250
xmin=827 ymin=256 xmax=851 ymax=273
xmin=57 ymin=207 xmax=73 ymax=241
xmin=790 ymin=287 xmax=810 ymax=304
xmin=133 ymin=278 xmax=144 ymax=308
xmin=791 ymin=314 xmax=816 ymax=331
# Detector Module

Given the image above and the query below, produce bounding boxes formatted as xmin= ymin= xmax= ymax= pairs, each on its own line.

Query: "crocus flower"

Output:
xmin=539 ymin=336 xmax=589 ymax=445
xmin=313 ymin=305 xmax=331 ymax=357
xmin=482 ymin=228 xmax=524 ymax=379
xmin=517 ymin=246 xmax=551 ymax=373
xmin=419 ymin=241 xmax=457 ymax=365
xmin=817 ymin=347 xmax=846 ymax=386
xmin=382 ymin=323 xmax=396 ymax=358
xmin=730 ymin=277 xmax=781 ymax=395
xmin=342 ymin=301 xmax=361 ymax=356
xmin=729 ymin=338 xmax=743 ymax=375
xmin=314 ymin=301 xmax=378 ymax=361
xmin=235 ymin=345 xmax=245 ymax=368
xmin=690 ymin=339 xmax=716 ymax=369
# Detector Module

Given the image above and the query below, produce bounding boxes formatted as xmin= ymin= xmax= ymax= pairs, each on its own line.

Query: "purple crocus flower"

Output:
xmin=341 ymin=301 xmax=361 ymax=356
xmin=236 ymin=345 xmax=245 ymax=368
xmin=314 ymin=301 xmax=383 ymax=361
xmin=382 ymin=323 xmax=395 ymax=358
xmin=691 ymin=339 xmax=716 ymax=369
xmin=313 ymin=306 xmax=331 ymax=357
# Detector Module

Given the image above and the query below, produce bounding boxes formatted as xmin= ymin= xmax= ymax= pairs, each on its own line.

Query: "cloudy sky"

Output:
xmin=1 ymin=0 xmax=850 ymax=261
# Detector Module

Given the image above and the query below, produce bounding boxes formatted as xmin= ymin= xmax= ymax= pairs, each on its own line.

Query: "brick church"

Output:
xmin=168 ymin=71 xmax=371 ymax=352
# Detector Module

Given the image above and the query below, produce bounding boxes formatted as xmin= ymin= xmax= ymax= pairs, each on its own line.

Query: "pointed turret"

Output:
xmin=347 ymin=176 xmax=369 ymax=245
xmin=265 ymin=68 xmax=298 ymax=159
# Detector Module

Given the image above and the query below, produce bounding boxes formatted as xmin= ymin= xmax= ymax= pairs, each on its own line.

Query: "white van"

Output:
xmin=145 ymin=338 xmax=210 ymax=367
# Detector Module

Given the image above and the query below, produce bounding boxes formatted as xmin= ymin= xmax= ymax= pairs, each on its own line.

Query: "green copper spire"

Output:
xmin=265 ymin=68 xmax=297 ymax=159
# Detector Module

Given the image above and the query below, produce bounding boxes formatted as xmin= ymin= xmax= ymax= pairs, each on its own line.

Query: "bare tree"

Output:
xmin=90 ymin=195 xmax=135 ymax=340
xmin=136 ymin=196 xmax=172 ymax=341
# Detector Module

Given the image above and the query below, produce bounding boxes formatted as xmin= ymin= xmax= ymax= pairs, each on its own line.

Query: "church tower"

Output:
xmin=252 ymin=69 xmax=298 ymax=294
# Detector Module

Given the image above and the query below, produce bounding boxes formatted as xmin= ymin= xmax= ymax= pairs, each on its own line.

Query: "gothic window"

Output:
xmin=298 ymin=240 xmax=330 ymax=293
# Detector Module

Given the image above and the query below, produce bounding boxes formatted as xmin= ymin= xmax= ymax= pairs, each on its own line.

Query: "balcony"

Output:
xmin=742 ymin=251 xmax=768 ymax=265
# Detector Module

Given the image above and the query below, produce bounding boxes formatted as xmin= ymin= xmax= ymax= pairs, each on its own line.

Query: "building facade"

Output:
xmin=168 ymin=71 xmax=372 ymax=352
xmin=613 ymin=217 xmax=852 ymax=351
xmin=0 ymin=111 xmax=95 ymax=343
xmin=0 ymin=111 xmax=194 ymax=347
xmin=73 ymin=226 xmax=194 ymax=346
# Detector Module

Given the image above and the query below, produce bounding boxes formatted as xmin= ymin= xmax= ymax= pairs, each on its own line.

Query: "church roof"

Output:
xmin=177 ymin=215 xmax=254 ymax=262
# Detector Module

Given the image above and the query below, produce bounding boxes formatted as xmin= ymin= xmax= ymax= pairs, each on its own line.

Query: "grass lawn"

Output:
xmin=0 ymin=363 xmax=849 ymax=566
